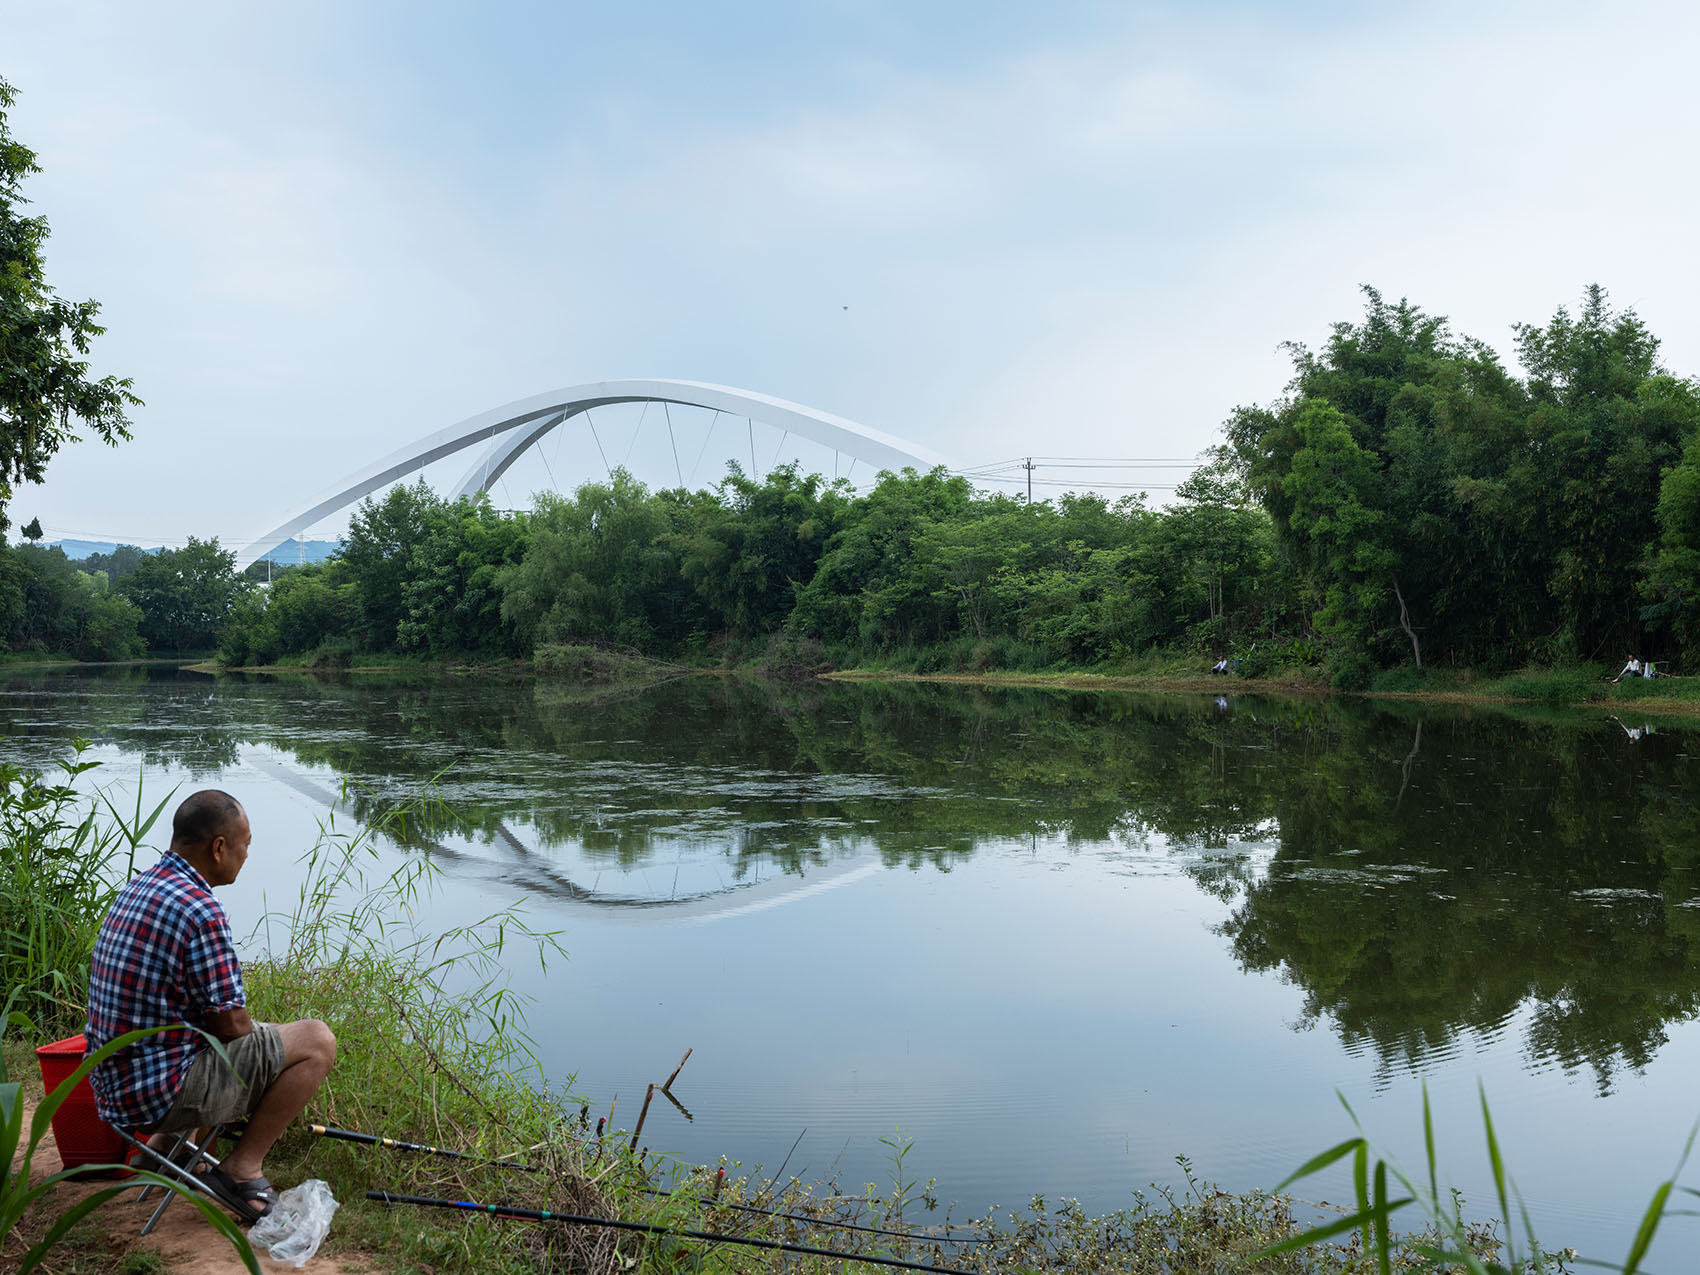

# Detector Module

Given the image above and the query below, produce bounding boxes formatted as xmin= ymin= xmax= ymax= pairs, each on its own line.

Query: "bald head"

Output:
xmin=171 ymin=790 xmax=246 ymax=853
xmin=170 ymin=789 xmax=252 ymax=887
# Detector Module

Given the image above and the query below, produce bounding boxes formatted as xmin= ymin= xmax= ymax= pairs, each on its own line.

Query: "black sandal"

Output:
xmin=201 ymin=1166 xmax=279 ymax=1223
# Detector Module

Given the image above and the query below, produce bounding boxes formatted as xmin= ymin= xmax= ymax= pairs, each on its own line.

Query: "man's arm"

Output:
xmin=184 ymin=909 xmax=250 ymax=1042
xmin=203 ymin=1006 xmax=254 ymax=1042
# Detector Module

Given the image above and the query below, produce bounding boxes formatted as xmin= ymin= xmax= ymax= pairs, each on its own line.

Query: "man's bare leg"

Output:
xmin=218 ymin=1018 xmax=336 ymax=1183
xmin=146 ymin=1124 xmax=211 ymax=1172
xmin=148 ymin=1124 xmax=209 ymax=1150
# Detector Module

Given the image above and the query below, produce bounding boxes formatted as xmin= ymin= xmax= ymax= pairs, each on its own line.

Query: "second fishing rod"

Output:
xmin=307 ymin=1123 xmax=984 ymax=1246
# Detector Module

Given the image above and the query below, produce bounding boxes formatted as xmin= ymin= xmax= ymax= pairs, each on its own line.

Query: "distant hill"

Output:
xmin=48 ymin=538 xmax=342 ymax=565
xmin=48 ymin=539 xmax=163 ymax=559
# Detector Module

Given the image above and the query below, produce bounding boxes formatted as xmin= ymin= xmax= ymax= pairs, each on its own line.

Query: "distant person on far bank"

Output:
xmin=1612 ymin=656 xmax=1643 ymax=684
xmin=84 ymin=790 xmax=337 ymax=1222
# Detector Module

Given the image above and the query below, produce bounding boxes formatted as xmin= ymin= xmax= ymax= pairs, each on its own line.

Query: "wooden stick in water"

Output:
xmin=663 ymin=1047 xmax=693 ymax=1092
xmin=630 ymin=1084 xmax=656 ymax=1152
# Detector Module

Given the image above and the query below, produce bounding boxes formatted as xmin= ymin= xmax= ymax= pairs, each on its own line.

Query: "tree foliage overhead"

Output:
xmin=0 ymin=77 xmax=139 ymax=534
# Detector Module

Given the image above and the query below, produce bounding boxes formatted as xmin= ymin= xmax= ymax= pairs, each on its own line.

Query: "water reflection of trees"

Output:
xmin=1217 ymin=705 xmax=1700 ymax=1089
xmin=5 ymin=666 xmax=1698 ymax=1084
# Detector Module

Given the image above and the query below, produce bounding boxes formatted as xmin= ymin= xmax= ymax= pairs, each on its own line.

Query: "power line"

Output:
xmin=1025 ymin=455 xmax=1203 ymax=463
xmin=962 ymin=463 xmax=1201 ymax=473
xmin=38 ymin=526 xmax=295 ymax=547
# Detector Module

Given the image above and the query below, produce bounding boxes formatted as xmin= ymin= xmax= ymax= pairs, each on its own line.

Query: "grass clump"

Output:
xmin=1261 ymin=1084 xmax=1700 ymax=1274
xmin=238 ymin=791 xmax=627 ymax=1274
xmin=533 ymin=642 xmax=688 ymax=686
xmin=1486 ymin=666 xmax=1607 ymax=705
xmin=1609 ymin=674 xmax=1700 ymax=703
xmin=968 ymin=1163 xmax=1511 ymax=1273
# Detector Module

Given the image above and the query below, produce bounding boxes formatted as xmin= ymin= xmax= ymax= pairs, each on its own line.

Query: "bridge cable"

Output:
xmin=584 ymin=408 xmax=613 ymax=478
xmin=749 ymin=418 xmax=759 ymax=482
xmin=689 ymin=409 xmax=720 ymax=486
xmin=537 ymin=441 xmax=559 ymax=494
xmin=622 ymin=401 xmax=649 ymax=468
xmin=769 ymin=429 xmax=790 ymax=472
xmin=662 ymin=401 xmax=683 ymax=488
xmin=480 ymin=423 xmax=495 ymax=493
xmin=550 ymin=412 xmax=567 ymax=483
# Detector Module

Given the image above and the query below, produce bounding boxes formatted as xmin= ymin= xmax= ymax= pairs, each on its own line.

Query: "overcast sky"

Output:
xmin=7 ymin=0 xmax=1699 ymax=548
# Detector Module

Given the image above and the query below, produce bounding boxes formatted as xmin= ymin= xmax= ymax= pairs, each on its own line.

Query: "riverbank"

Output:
xmin=825 ymin=666 xmax=1332 ymax=696
xmin=9 ymin=965 xmax=1483 ymax=1275
xmin=4 ymin=750 xmax=1542 ymax=1274
xmin=5 ymin=1046 xmax=1516 ymax=1275
xmin=826 ymin=664 xmax=1700 ymax=715
xmin=167 ymin=643 xmax=1700 ymax=717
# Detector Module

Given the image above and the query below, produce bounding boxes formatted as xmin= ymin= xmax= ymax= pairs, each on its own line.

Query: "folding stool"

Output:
xmin=113 ymin=1124 xmax=244 ymax=1235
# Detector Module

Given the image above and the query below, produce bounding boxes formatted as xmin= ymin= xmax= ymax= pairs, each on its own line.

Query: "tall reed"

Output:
xmin=0 ymin=743 xmax=172 ymax=1041
xmin=1259 ymin=1084 xmax=1693 ymax=1273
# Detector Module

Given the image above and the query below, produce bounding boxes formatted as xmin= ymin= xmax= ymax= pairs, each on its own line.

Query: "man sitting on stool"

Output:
xmin=85 ymin=790 xmax=336 ymax=1222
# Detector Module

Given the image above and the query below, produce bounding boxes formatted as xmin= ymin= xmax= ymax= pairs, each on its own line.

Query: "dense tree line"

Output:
xmin=10 ymin=284 xmax=1697 ymax=678
xmin=213 ymin=462 xmax=1293 ymax=669
xmin=0 ymin=544 xmax=144 ymax=659
xmin=0 ymin=536 xmax=243 ymax=659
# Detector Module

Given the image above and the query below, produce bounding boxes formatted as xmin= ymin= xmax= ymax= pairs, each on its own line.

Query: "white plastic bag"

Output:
xmin=249 ymin=1178 xmax=339 ymax=1267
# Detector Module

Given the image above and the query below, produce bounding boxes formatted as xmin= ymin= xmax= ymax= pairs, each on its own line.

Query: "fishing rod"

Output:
xmin=308 ymin=1124 xmax=540 ymax=1172
xmin=643 ymin=1183 xmax=985 ymax=1245
xmin=313 ymin=1123 xmax=980 ymax=1245
xmin=367 ymin=1191 xmax=978 ymax=1275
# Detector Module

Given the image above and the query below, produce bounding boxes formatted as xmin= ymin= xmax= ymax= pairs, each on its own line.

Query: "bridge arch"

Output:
xmin=235 ymin=378 xmax=949 ymax=571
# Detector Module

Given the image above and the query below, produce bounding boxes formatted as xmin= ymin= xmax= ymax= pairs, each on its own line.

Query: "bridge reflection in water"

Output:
xmin=245 ymin=748 xmax=885 ymax=924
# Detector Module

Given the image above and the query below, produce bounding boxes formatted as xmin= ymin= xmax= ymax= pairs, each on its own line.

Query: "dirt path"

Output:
xmin=8 ymin=1093 xmax=370 ymax=1275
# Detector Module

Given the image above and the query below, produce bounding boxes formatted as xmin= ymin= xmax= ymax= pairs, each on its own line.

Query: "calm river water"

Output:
xmin=5 ymin=665 xmax=1699 ymax=1265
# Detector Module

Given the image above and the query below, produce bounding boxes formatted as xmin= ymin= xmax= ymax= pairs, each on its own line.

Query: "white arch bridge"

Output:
xmin=235 ymin=378 xmax=950 ymax=571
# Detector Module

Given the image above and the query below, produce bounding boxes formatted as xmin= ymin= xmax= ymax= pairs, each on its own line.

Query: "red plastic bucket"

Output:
xmin=34 ymin=1035 xmax=135 ymax=1172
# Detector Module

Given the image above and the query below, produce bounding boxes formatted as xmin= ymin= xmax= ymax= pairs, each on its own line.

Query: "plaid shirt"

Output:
xmin=85 ymin=851 xmax=246 ymax=1130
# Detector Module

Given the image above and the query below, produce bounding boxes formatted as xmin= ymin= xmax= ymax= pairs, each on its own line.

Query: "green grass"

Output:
xmin=1360 ymin=662 xmax=1700 ymax=711
xmin=1484 ymin=666 xmax=1609 ymax=705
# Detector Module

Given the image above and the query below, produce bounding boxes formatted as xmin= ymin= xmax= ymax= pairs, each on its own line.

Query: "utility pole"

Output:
xmin=1023 ymin=457 xmax=1035 ymax=502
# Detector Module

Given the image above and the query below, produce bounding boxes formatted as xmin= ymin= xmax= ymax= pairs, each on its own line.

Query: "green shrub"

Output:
xmin=534 ymin=641 xmax=658 ymax=683
xmin=308 ymin=640 xmax=356 ymax=670
xmin=1369 ymin=664 xmax=1428 ymax=693
xmin=1328 ymin=652 xmax=1375 ymax=691
xmin=1235 ymin=647 xmax=1274 ymax=679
